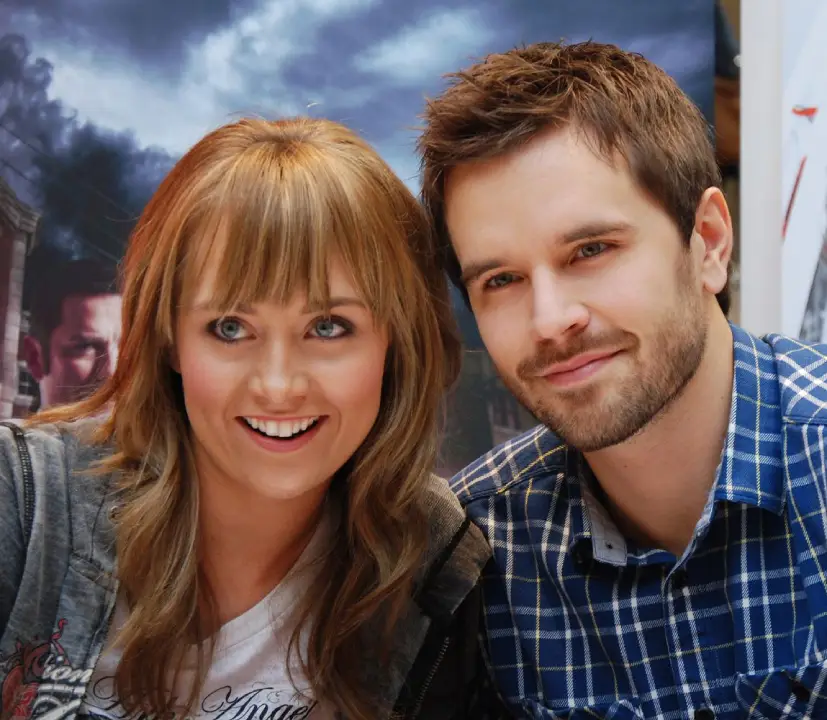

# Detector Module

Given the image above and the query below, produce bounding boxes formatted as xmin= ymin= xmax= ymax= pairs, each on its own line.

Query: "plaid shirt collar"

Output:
xmin=568 ymin=323 xmax=786 ymax=566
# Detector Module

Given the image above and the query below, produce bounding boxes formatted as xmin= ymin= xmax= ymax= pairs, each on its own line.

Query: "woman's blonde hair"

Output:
xmin=31 ymin=117 xmax=461 ymax=718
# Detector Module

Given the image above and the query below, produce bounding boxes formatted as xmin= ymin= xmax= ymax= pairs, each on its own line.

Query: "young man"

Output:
xmin=419 ymin=41 xmax=827 ymax=719
xmin=22 ymin=257 xmax=121 ymax=411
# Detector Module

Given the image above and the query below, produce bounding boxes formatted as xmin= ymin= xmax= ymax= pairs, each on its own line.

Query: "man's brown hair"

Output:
xmin=28 ymin=257 xmax=119 ymax=374
xmin=418 ymin=40 xmax=729 ymax=314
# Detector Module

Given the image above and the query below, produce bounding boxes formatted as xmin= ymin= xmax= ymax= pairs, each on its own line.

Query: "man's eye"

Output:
xmin=209 ymin=317 xmax=248 ymax=343
xmin=483 ymin=273 xmax=518 ymax=290
xmin=63 ymin=342 xmax=97 ymax=357
xmin=576 ymin=242 xmax=608 ymax=259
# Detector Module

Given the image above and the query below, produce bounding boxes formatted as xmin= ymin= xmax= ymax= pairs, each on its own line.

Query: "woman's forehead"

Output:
xmin=186 ymin=254 xmax=363 ymax=311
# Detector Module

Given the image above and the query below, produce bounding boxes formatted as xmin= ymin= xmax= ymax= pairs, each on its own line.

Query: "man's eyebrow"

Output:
xmin=560 ymin=221 xmax=633 ymax=244
xmin=459 ymin=260 xmax=506 ymax=288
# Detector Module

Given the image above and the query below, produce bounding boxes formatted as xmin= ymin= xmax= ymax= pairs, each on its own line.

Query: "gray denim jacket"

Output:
xmin=0 ymin=419 xmax=495 ymax=720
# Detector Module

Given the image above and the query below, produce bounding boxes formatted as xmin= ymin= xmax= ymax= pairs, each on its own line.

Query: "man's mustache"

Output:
xmin=517 ymin=331 xmax=633 ymax=379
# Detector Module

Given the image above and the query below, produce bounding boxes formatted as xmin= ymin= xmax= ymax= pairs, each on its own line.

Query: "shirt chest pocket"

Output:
xmin=521 ymin=697 xmax=644 ymax=719
xmin=736 ymin=661 xmax=827 ymax=719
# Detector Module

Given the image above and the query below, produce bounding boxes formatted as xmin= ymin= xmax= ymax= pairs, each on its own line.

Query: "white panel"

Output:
xmin=740 ymin=0 xmax=783 ymax=336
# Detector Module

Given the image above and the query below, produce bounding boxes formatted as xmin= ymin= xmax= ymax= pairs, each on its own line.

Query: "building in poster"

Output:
xmin=0 ymin=176 xmax=38 ymax=419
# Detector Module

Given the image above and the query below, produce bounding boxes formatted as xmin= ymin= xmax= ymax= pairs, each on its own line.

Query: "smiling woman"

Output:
xmin=0 ymin=118 xmax=506 ymax=720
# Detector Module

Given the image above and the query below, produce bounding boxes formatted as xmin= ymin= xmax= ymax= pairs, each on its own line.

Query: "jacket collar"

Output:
xmin=361 ymin=474 xmax=492 ymax=718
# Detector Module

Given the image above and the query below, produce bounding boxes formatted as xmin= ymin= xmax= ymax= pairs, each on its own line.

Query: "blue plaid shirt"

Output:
xmin=452 ymin=325 xmax=827 ymax=719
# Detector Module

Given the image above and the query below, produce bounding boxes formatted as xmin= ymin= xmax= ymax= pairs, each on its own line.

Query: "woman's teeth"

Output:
xmin=243 ymin=416 xmax=320 ymax=438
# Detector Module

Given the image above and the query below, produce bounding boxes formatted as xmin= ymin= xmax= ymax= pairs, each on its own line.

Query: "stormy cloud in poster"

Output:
xmin=0 ymin=0 xmax=714 ymax=471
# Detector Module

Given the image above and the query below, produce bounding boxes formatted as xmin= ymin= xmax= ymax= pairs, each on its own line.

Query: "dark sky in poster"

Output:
xmin=2 ymin=0 xmax=712 ymax=204
xmin=1 ymin=0 xmax=713 ymax=348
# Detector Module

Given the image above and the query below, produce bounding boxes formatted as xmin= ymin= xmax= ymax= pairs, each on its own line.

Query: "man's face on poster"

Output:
xmin=27 ymin=292 xmax=122 ymax=408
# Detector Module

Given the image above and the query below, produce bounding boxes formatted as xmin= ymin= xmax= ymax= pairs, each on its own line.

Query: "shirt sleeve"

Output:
xmin=0 ymin=425 xmax=26 ymax=636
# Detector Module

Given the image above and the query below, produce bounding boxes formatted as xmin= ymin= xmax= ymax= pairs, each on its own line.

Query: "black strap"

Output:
xmin=415 ymin=517 xmax=471 ymax=602
xmin=413 ymin=517 xmax=472 ymax=633
xmin=1 ymin=421 xmax=35 ymax=546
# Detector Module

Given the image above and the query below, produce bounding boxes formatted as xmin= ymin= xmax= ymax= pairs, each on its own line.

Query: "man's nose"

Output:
xmin=531 ymin=268 xmax=590 ymax=342
xmin=103 ymin=343 xmax=118 ymax=378
xmin=93 ymin=343 xmax=119 ymax=380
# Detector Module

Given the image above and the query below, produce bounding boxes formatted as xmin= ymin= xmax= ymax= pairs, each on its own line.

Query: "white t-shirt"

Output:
xmin=80 ymin=521 xmax=336 ymax=720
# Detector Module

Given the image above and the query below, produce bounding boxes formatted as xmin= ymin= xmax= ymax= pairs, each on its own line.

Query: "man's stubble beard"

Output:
xmin=500 ymin=271 xmax=709 ymax=452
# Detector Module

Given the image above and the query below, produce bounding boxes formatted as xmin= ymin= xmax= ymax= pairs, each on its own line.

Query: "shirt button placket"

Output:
xmin=665 ymin=566 xmax=702 ymax=715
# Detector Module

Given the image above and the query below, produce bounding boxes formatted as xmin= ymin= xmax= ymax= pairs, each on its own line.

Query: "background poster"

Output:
xmin=781 ymin=0 xmax=827 ymax=341
xmin=0 ymin=0 xmax=714 ymax=474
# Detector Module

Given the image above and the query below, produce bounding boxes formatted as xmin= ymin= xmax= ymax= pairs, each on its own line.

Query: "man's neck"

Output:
xmin=584 ymin=314 xmax=734 ymax=558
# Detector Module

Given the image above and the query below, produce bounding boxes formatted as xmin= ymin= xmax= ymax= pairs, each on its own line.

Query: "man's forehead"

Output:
xmin=59 ymin=293 xmax=122 ymax=328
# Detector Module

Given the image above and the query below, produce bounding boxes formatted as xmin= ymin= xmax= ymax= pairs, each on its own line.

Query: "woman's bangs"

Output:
xmin=177 ymin=147 xmax=400 ymax=322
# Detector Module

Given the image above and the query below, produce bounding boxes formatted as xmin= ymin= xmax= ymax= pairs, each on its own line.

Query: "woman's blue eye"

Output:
xmin=310 ymin=317 xmax=351 ymax=339
xmin=210 ymin=317 xmax=247 ymax=342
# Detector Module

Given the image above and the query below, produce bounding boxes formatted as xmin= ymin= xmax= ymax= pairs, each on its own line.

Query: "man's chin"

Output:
xmin=522 ymin=381 xmax=603 ymax=416
xmin=57 ymin=383 xmax=104 ymax=407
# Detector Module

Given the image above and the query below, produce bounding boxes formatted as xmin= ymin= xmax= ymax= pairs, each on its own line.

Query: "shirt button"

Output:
xmin=694 ymin=708 xmax=715 ymax=720
xmin=672 ymin=568 xmax=689 ymax=590
xmin=572 ymin=546 xmax=591 ymax=570
xmin=791 ymin=678 xmax=811 ymax=703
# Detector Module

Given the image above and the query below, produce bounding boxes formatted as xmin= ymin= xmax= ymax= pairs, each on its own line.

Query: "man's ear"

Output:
xmin=692 ymin=186 xmax=733 ymax=296
xmin=22 ymin=335 xmax=46 ymax=381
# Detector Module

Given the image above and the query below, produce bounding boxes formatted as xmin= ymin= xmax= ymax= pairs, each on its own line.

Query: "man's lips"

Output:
xmin=535 ymin=350 xmax=622 ymax=386
xmin=542 ymin=350 xmax=619 ymax=376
